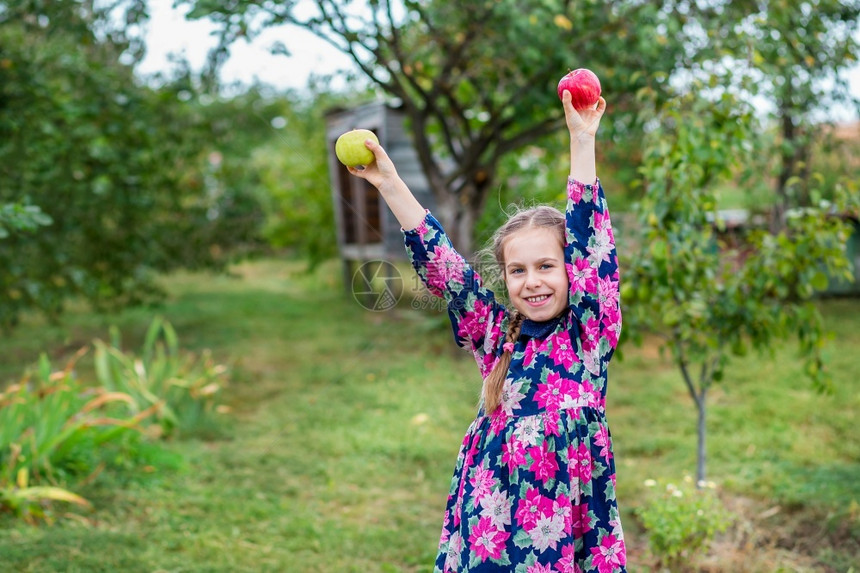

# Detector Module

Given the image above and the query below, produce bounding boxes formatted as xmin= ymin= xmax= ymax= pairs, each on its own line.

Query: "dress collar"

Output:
xmin=519 ymin=312 xmax=565 ymax=340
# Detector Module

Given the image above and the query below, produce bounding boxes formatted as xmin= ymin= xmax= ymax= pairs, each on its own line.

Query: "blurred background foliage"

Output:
xmin=1 ymin=0 xmax=858 ymax=332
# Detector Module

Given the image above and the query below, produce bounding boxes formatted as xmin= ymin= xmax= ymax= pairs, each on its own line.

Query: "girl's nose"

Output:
xmin=525 ymin=273 xmax=542 ymax=288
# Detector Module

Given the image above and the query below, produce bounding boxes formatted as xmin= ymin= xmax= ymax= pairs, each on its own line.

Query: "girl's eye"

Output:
xmin=510 ymin=268 xmax=524 ymax=275
xmin=541 ymin=264 xmax=553 ymax=270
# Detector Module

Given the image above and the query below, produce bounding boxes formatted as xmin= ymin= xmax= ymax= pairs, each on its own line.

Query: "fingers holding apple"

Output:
xmin=557 ymin=68 xmax=601 ymax=109
xmin=559 ymin=68 xmax=606 ymax=137
xmin=336 ymin=129 xmax=379 ymax=167
xmin=338 ymin=130 xmax=399 ymax=188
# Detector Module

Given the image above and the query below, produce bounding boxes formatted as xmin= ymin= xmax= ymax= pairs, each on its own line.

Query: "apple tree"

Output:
xmin=182 ymin=0 xmax=694 ymax=253
xmin=621 ymin=81 xmax=856 ymax=484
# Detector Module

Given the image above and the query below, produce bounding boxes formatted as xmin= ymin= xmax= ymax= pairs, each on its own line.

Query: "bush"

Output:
xmin=0 ymin=317 xmax=230 ymax=522
xmin=0 ymin=350 xmax=145 ymax=522
xmin=93 ymin=316 xmax=229 ymax=439
xmin=636 ymin=477 xmax=733 ymax=569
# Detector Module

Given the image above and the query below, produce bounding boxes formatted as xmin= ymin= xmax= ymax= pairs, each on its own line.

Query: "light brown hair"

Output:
xmin=481 ymin=206 xmax=565 ymax=414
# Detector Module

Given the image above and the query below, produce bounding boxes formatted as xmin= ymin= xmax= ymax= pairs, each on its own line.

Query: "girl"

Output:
xmin=347 ymin=91 xmax=625 ymax=572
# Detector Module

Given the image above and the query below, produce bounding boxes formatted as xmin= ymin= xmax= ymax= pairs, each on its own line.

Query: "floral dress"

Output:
xmin=403 ymin=177 xmax=625 ymax=573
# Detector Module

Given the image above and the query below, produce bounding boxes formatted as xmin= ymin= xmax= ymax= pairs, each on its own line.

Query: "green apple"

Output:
xmin=335 ymin=129 xmax=379 ymax=167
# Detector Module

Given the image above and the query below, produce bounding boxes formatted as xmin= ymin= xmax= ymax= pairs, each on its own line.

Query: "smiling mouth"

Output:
xmin=525 ymin=295 xmax=550 ymax=304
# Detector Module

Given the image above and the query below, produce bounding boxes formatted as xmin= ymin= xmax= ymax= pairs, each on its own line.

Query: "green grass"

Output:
xmin=0 ymin=259 xmax=858 ymax=571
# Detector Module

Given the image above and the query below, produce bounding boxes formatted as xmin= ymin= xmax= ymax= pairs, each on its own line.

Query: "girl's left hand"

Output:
xmin=346 ymin=138 xmax=399 ymax=190
xmin=563 ymin=92 xmax=606 ymax=140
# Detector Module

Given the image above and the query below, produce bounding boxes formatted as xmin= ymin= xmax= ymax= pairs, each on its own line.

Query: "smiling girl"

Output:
xmin=346 ymin=90 xmax=625 ymax=573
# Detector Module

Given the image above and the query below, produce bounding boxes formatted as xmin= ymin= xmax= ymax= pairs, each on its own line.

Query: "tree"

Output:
xmin=0 ymin=1 xmax=266 ymax=330
xmin=183 ymin=0 xmax=693 ymax=253
xmin=621 ymin=83 xmax=856 ymax=484
xmin=694 ymin=0 xmax=860 ymax=229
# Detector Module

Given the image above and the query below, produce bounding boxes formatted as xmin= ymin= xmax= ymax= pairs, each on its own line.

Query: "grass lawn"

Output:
xmin=0 ymin=258 xmax=858 ymax=572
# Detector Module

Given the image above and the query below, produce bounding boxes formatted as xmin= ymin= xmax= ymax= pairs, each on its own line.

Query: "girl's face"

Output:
xmin=502 ymin=226 xmax=569 ymax=322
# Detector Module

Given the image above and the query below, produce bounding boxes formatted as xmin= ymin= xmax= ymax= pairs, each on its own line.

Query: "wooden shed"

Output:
xmin=325 ymin=101 xmax=436 ymax=288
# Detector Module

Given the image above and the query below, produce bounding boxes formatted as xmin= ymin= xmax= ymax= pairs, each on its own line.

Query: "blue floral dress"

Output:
xmin=403 ymin=177 xmax=625 ymax=573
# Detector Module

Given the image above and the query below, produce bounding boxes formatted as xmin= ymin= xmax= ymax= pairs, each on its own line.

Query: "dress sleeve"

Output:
xmin=564 ymin=177 xmax=622 ymax=376
xmin=404 ymin=211 xmax=507 ymax=378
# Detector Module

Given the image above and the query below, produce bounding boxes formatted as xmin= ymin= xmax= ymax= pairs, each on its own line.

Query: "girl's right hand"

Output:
xmin=562 ymin=92 xmax=606 ymax=141
xmin=346 ymin=139 xmax=400 ymax=190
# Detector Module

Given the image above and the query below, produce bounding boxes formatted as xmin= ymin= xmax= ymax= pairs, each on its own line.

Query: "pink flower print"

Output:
xmin=528 ymin=441 xmax=560 ymax=484
xmin=487 ymin=316 xmax=504 ymax=348
xmin=597 ymin=275 xmax=620 ymax=315
xmin=468 ymin=516 xmax=510 ymax=562
xmin=479 ymin=489 xmax=513 ymax=530
xmin=527 ymin=512 xmax=566 ymax=552
xmin=561 ymin=380 xmax=587 ymax=410
xmin=567 ymin=258 xmax=597 ymax=295
xmin=548 ymin=331 xmax=580 ymax=370
xmin=552 ymin=493 xmax=573 ymax=534
xmin=567 ymin=466 xmax=582 ymax=503
xmin=583 ymin=347 xmax=600 ymax=377
xmin=568 ymin=178 xmax=586 ymax=203
xmin=581 ymin=379 xmax=601 ymax=408
xmin=501 ymin=378 xmax=527 ymax=416
xmin=590 ymin=532 xmax=626 ymax=573
xmin=582 ymin=315 xmax=600 ymax=351
xmin=413 ymin=216 xmax=430 ymax=237
xmin=523 ymin=337 xmax=548 ymax=369
xmin=601 ymin=308 xmax=622 ymax=349
xmin=542 ymin=409 xmax=561 ymax=437
xmin=489 ymin=408 xmax=509 ymax=435
xmin=443 ymin=531 xmax=464 ymax=572
xmin=570 ymin=442 xmax=593 ymax=484
xmin=592 ymin=210 xmax=611 ymax=232
xmin=571 ymin=503 xmax=592 ymax=536
xmin=610 ymin=516 xmax=623 ymax=539
xmin=515 ymin=487 xmax=552 ymax=530
xmin=502 ymin=436 xmax=527 ymax=474
xmin=439 ymin=510 xmax=451 ymax=546
xmin=555 ymin=543 xmax=583 ymax=573
xmin=514 ymin=415 xmax=543 ymax=446
xmin=527 ymin=563 xmax=554 ymax=573
xmin=426 ymin=245 xmax=466 ymax=294
xmin=457 ymin=299 xmax=492 ymax=345
xmin=453 ymin=477 xmax=465 ymax=527
xmin=463 ymin=433 xmax=482 ymax=469
xmin=594 ymin=424 xmax=612 ymax=461
xmin=587 ymin=227 xmax=615 ymax=265
xmin=536 ymin=371 xmax=568 ymax=411
xmin=470 ymin=463 xmax=497 ymax=508
xmin=479 ymin=350 xmax=496 ymax=379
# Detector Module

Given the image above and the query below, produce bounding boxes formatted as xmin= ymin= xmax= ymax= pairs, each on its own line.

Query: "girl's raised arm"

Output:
xmin=346 ymin=139 xmax=426 ymax=232
xmin=561 ymin=94 xmax=622 ymax=377
xmin=563 ymin=91 xmax=605 ymax=184
xmin=346 ymin=135 xmax=504 ymax=378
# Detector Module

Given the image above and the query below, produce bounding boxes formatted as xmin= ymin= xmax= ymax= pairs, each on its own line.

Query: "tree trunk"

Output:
xmin=772 ymin=86 xmax=811 ymax=233
xmin=430 ymin=174 xmax=492 ymax=258
xmin=696 ymin=386 xmax=707 ymax=485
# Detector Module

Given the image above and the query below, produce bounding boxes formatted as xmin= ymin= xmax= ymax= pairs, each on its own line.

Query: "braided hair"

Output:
xmin=482 ymin=311 xmax=525 ymax=414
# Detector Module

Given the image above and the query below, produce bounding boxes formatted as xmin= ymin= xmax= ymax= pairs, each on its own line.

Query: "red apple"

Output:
xmin=557 ymin=68 xmax=601 ymax=110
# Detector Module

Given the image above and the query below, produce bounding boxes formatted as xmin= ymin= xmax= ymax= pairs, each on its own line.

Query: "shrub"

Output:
xmin=0 ymin=349 xmax=147 ymax=522
xmin=636 ymin=477 xmax=733 ymax=569
xmin=0 ymin=317 xmax=230 ymax=522
xmin=93 ymin=316 xmax=229 ymax=439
